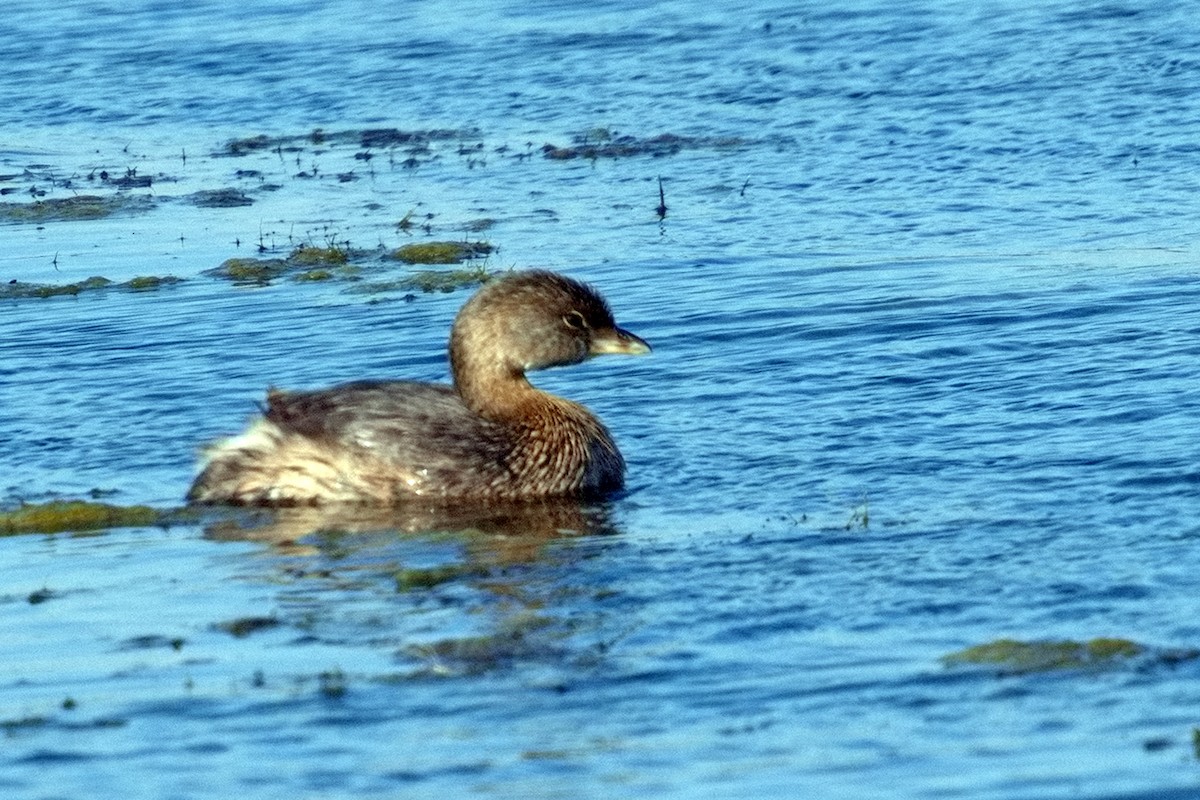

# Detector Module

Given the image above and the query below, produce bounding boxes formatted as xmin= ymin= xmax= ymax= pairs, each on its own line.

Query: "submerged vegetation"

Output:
xmin=942 ymin=637 xmax=1200 ymax=675
xmin=0 ymin=194 xmax=154 ymax=223
xmin=395 ymin=562 xmax=482 ymax=591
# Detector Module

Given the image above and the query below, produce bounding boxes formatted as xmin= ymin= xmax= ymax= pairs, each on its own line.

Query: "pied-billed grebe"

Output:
xmin=187 ymin=270 xmax=650 ymax=505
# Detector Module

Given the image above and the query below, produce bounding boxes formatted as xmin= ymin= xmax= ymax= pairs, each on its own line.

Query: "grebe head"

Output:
xmin=450 ymin=270 xmax=649 ymax=384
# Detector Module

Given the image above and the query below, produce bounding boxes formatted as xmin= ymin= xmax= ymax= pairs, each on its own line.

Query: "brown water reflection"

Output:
xmin=201 ymin=498 xmax=620 ymax=562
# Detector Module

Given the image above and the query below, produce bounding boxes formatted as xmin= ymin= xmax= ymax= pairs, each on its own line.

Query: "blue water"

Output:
xmin=4 ymin=0 xmax=1200 ymax=797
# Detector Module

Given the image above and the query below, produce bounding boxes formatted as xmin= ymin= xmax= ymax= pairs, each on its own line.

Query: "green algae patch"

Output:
xmin=0 ymin=194 xmax=152 ymax=223
xmin=0 ymin=501 xmax=160 ymax=535
xmin=941 ymin=637 xmax=1200 ymax=675
xmin=390 ymin=240 xmax=493 ymax=264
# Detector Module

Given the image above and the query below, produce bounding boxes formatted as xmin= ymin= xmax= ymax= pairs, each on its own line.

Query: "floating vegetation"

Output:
xmin=289 ymin=244 xmax=349 ymax=266
xmin=942 ymin=637 xmax=1200 ymax=675
xmin=190 ymin=188 xmax=254 ymax=208
xmin=204 ymin=243 xmax=363 ymax=285
xmin=126 ymin=275 xmax=184 ymax=291
xmin=2 ymin=275 xmax=111 ymax=299
xmin=541 ymin=131 xmax=745 ymax=160
xmin=390 ymin=241 xmax=493 ymax=264
xmin=400 ymin=266 xmax=492 ymax=293
xmin=214 ymin=616 xmax=281 ymax=638
xmin=0 ymin=500 xmax=160 ymax=535
xmin=359 ymin=128 xmax=475 ymax=149
xmin=352 ymin=265 xmax=493 ymax=296
xmin=203 ymin=257 xmax=292 ymax=283
xmin=218 ymin=127 xmax=480 ymax=158
xmin=0 ymin=194 xmax=153 ymax=223
xmin=0 ymin=275 xmax=183 ymax=300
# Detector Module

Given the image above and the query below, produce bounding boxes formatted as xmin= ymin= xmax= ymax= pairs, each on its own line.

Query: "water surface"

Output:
xmin=4 ymin=1 xmax=1200 ymax=797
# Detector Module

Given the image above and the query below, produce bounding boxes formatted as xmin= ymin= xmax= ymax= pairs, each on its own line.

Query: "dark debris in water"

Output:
xmin=399 ymin=613 xmax=560 ymax=677
xmin=541 ymin=130 xmax=746 ymax=160
xmin=218 ymin=127 xmax=481 ymax=158
xmin=1 ymin=710 xmax=127 ymax=738
xmin=27 ymin=587 xmax=57 ymax=605
xmin=119 ymin=634 xmax=186 ymax=651
xmin=216 ymin=124 xmax=737 ymax=171
xmin=214 ymin=616 xmax=282 ymax=638
xmin=190 ymin=187 xmax=254 ymax=208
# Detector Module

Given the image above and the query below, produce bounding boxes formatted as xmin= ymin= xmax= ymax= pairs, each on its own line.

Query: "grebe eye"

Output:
xmin=563 ymin=311 xmax=588 ymax=331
